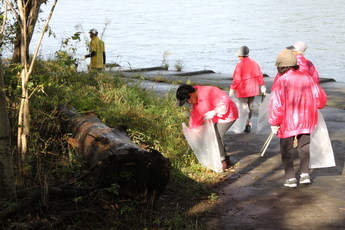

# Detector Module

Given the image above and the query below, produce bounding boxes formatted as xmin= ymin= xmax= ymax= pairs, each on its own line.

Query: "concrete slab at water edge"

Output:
xmin=111 ymin=67 xmax=345 ymax=109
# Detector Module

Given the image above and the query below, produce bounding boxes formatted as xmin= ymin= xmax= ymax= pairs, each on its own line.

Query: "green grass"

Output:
xmin=2 ymin=59 xmax=224 ymax=229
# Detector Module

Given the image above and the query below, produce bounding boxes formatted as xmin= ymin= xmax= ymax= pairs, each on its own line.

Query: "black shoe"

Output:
xmin=222 ymin=156 xmax=232 ymax=169
xmin=244 ymin=124 xmax=251 ymax=133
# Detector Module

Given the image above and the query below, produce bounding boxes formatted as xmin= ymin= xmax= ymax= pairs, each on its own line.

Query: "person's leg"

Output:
xmin=239 ymin=97 xmax=254 ymax=132
xmin=247 ymin=96 xmax=255 ymax=123
xmin=280 ymin=136 xmax=295 ymax=179
xmin=297 ymin=134 xmax=311 ymax=176
xmin=214 ymin=121 xmax=234 ymax=160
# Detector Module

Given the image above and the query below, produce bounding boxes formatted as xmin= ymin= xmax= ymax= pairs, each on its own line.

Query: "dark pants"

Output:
xmin=239 ymin=96 xmax=255 ymax=126
xmin=280 ymin=134 xmax=310 ymax=179
xmin=214 ymin=121 xmax=235 ymax=161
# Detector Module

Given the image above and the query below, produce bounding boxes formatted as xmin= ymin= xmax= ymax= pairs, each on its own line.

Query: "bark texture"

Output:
xmin=58 ymin=106 xmax=171 ymax=203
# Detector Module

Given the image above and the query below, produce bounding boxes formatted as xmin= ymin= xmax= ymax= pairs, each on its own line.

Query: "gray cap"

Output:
xmin=236 ymin=46 xmax=250 ymax=56
xmin=275 ymin=49 xmax=297 ymax=67
xmin=89 ymin=29 xmax=98 ymax=35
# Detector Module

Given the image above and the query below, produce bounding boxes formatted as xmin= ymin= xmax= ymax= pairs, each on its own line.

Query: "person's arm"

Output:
xmin=85 ymin=51 xmax=96 ymax=58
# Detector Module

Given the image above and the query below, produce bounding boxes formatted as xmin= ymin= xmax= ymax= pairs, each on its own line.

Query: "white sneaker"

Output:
xmin=284 ymin=178 xmax=297 ymax=187
xmin=300 ymin=174 xmax=311 ymax=184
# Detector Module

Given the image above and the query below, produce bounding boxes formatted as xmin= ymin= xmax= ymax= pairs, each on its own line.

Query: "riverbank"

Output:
xmin=110 ymin=66 xmax=345 ymax=229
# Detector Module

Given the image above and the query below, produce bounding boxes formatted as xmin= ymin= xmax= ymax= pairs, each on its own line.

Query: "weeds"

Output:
xmin=174 ymin=59 xmax=185 ymax=71
xmin=2 ymin=54 xmax=223 ymax=229
xmin=161 ymin=50 xmax=171 ymax=70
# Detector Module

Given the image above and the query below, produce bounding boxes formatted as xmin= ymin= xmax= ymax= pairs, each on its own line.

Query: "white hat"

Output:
xmin=286 ymin=41 xmax=307 ymax=52
xmin=89 ymin=29 xmax=98 ymax=35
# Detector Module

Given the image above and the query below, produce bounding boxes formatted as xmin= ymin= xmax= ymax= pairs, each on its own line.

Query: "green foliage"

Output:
xmin=104 ymin=183 xmax=120 ymax=196
xmin=2 ymin=49 xmax=221 ymax=229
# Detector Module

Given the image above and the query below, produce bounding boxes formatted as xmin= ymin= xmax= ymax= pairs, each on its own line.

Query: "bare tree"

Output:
xmin=0 ymin=0 xmax=16 ymax=200
xmin=6 ymin=0 xmax=58 ymax=174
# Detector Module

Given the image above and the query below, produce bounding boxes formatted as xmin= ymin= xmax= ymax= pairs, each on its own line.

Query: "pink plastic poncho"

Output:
xmin=271 ymin=55 xmax=320 ymax=92
xmin=189 ymin=85 xmax=238 ymax=129
xmin=230 ymin=57 xmax=265 ymax=98
xmin=269 ymin=69 xmax=327 ymax=138
xmin=296 ymin=54 xmax=320 ymax=85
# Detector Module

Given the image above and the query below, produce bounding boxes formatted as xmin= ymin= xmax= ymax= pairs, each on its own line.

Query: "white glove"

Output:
xmin=229 ymin=89 xmax=235 ymax=97
xmin=261 ymin=85 xmax=266 ymax=95
xmin=271 ymin=125 xmax=280 ymax=135
xmin=204 ymin=110 xmax=216 ymax=120
xmin=80 ymin=55 xmax=86 ymax=60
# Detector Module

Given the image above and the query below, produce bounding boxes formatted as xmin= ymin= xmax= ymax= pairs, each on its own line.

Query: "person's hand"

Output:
xmin=204 ymin=110 xmax=216 ymax=120
xmin=80 ymin=55 xmax=86 ymax=60
xmin=229 ymin=89 xmax=235 ymax=97
xmin=271 ymin=125 xmax=280 ymax=134
xmin=261 ymin=85 xmax=266 ymax=95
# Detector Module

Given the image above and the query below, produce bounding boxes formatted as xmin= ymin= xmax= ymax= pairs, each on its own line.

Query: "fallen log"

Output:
xmin=58 ymin=105 xmax=171 ymax=204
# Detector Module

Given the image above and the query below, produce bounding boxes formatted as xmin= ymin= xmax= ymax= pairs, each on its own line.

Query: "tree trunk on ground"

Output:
xmin=58 ymin=106 xmax=171 ymax=204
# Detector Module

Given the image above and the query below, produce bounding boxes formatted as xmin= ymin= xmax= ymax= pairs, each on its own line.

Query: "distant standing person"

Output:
xmin=269 ymin=49 xmax=327 ymax=188
xmin=229 ymin=46 xmax=266 ymax=132
xmin=176 ymin=84 xmax=239 ymax=170
xmin=286 ymin=41 xmax=320 ymax=84
xmin=82 ymin=29 xmax=106 ymax=71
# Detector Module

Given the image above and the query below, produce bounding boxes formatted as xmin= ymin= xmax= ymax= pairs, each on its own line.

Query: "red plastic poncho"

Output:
xmin=230 ymin=57 xmax=265 ymax=98
xmin=296 ymin=54 xmax=320 ymax=85
xmin=271 ymin=55 xmax=320 ymax=92
xmin=189 ymin=85 xmax=239 ymax=129
xmin=269 ymin=69 xmax=327 ymax=138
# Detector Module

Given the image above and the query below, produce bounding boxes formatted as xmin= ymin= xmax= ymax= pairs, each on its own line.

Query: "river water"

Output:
xmin=29 ymin=0 xmax=345 ymax=82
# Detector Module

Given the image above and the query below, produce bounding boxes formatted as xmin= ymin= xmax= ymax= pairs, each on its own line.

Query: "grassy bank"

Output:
xmin=2 ymin=59 xmax=224 ymax=229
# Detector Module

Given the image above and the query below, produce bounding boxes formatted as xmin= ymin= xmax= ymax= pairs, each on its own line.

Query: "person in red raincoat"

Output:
xmin=176 ymin=84 xmax=238 ymax=169
xmin=269 ymin=49 xmax=327 ymax=188
xmin=229 ymin=46 xmax=266 ymax=132
xmin=272 ymin=41 xmax=320 ymax=91
xmin=286 ymin=41 xmax=320 ymax=84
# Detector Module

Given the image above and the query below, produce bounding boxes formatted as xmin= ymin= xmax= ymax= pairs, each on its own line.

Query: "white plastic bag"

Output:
xmin=257 ymin=93 xmax=271 ymax=134
xmin=77 ymin=60 xmax=89 ymax=72
xmin=309 ymin=110 xmax=335 ymax=168
xmin=182 ymin=120 xmax=223 ymax=173
xmin=229 ymin=95 xmax=249 ymax=134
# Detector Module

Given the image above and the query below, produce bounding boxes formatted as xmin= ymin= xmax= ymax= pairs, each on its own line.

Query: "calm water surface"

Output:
xmin=31 ymin=0 xmax=345 ymax=82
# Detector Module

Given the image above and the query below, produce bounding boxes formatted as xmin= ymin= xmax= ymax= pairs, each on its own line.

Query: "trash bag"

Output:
xmin=182 ymin=120 xmax=223 ymax=173
xmin=310 ymin=110 xmax=336 ymax=168
xmin=257 ymin=93 xmax=271 ymax=134
xmin=77 ymin=60 xmax=89 ymax=72
xmin=228 ymin=95 xmax=249 ymax=134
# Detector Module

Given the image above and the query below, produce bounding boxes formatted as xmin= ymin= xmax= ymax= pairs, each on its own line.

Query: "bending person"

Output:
xmin=176 ymin=84 xmax=238 ymax=170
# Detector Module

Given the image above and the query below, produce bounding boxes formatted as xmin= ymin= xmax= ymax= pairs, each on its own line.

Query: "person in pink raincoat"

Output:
xmin=229 ymin=46 xmax=266 ymax=133
xmin=272 ymin=41 xmax=320 ymax=91
xmin=286 ymin=41 xmax=320 ymax=85
xmin=176 ymin=84 xmax=238 ymax=169
xmin=269 ymin=49 xmax=327 ymax=188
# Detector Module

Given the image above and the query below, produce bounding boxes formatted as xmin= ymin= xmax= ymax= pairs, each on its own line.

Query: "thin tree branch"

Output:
xmin=4 ymin=0 xmax=19 ymax=24
xmin=28 ymin=0 xmax=58 ymax=75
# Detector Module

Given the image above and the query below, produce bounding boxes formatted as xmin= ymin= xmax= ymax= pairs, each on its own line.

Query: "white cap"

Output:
xmin=286 ymin=41 xmax=307 ymax=52
xmin=89 ymin=29 xmax=98 ymax=35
